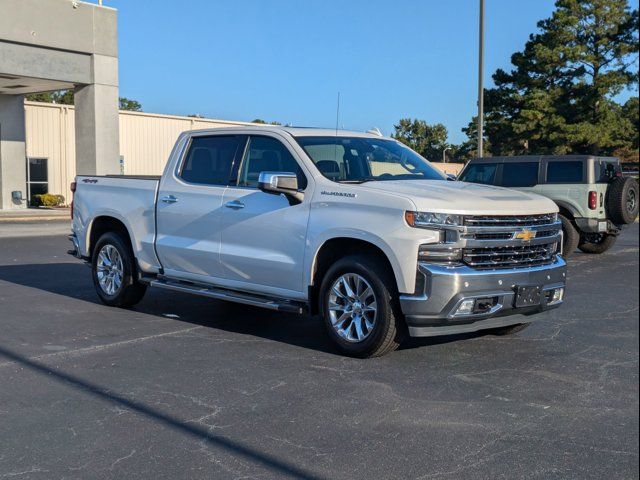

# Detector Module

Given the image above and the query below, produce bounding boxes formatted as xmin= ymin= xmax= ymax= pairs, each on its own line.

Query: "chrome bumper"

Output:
xmin=400 ymin=256 xmax=567 ymax=337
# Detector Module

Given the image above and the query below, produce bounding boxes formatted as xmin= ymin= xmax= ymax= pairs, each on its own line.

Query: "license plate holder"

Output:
xmin=514 ymin=285 xmax=542 ymax=308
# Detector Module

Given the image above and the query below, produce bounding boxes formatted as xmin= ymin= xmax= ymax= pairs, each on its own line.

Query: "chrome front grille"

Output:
xmin=464 ymin=214 xmax=557 ymax=227
xmin=463 ymin=243 xmax=558 ymax=270
xmin=459 ymin=214 xmax=561 ymax=269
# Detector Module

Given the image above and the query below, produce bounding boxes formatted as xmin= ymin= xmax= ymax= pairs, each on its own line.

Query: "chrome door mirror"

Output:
xmin=258 ymin=172 xmax=303 ymax=203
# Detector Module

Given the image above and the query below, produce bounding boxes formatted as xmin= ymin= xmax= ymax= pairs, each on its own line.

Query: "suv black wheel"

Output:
xmin=92 ymin=232 xmax=147 ymax=307
xmin=319 ymin=255 xmax=406 ymax=358
xmin=607 ymin=177 xmax=639 ymax=225
xmin=578 ymin=233 xmax=617 ymax=254
xmin=559 ymin=214 xmax=580 ymax=258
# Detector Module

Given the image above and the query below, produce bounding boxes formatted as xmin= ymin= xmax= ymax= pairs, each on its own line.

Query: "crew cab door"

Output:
xmin=220 ymin=134 xmax=311 ymax=296
xmin=155 ymin=134 xmax=246 ymax=281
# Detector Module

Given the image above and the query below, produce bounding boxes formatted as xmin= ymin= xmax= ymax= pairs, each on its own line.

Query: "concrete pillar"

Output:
xmin=74 ymin=54 xmax=120 ymax=176
xmin=0 ymin=94 xmax=27 ymax=209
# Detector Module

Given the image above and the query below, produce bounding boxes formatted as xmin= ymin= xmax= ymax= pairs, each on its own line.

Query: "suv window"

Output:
xmin=459 ymin=163 xmax=498 ymax=185
xmin=546 ymin=161 xmax=583 ymax=183
xmin=500 ymin=162 xmax=539 ymax=187
xmin=238 ymin=136 xmax=307 ymax=189
xmin=180 ymin=135 xmax=244 ymax=185
xmin=595 ymin=159 xmax=622 ymax=183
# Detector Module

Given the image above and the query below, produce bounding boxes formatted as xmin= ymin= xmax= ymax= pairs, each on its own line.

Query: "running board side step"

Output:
xmin=149 ymin=278 xmax=306 ymax=314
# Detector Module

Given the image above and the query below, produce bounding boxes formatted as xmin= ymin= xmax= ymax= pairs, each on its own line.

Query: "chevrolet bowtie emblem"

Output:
xmin=515 ymin=229 xmax=537 ymax=242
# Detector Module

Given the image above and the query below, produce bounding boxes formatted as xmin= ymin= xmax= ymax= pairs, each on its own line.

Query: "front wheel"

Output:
xmin=559 ymin=214 xmax=579 ymax=258
xmin=319 ymin=255 xmax=405 ymax=358
xmin=578 ymin=233 xmax=617 ymax=254
xmin=92 ymin=232 xmax=147 ymax=307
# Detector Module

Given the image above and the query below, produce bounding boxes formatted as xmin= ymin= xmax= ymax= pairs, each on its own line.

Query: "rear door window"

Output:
xmin=459 ymin=163 xmax=498 ymax=185
xmin=180 ymin=135 xmax=245 ymax=186
xmin=500 ymin=162 xmax=539 ymax=187
xmin=546 ymin=161 xmax=584 ymax=183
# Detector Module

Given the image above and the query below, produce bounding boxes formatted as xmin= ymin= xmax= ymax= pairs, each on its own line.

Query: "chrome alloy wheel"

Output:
xmin=328 ymin=273 xmax=377 ymax=343
xmin=96 ymin=244 xmax=124 ymax=296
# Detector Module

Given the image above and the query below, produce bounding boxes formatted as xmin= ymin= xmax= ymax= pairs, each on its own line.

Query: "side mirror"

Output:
xmin=258 ymin=172 xmax=304 ymax=203
xmin=446 ymin=174 xmax=457 ymax=181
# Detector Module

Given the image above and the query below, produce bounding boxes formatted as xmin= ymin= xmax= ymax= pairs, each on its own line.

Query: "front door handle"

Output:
xmin=161 ymin=195 xmax=178 ymax=204
xmin=225 ymin=200 xmax=245 ymax=210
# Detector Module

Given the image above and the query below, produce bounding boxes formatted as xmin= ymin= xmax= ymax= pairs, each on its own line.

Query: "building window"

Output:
xmin=26 ymin=157 xmax=48 ymax=206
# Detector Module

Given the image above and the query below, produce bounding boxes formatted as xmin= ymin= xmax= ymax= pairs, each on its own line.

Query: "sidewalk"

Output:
xmin=0 ymin=208 xmax=70 ymax=223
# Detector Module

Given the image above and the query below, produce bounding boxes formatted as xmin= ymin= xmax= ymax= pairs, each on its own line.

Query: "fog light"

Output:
xmin=551 ymin=288 xmax=564 ymax=304
xmin=546 ymin=287 xmax=564 ymax=305
xmin=456 ymin=299 xmax=476 ymax=315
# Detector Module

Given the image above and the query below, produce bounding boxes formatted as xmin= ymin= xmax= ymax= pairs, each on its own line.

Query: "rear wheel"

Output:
xmin=92 ymin=232 xmax=147 ymax=307
xmin=559 ymin=214 xmax=580 ymax=258
xmin=319 ymin=255 xmax=405 ymax=358
xmin=578 ymin=233 xmax=617 ymax=254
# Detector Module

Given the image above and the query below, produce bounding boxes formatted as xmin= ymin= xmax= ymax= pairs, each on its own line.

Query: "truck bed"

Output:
xmin=73 ymin=175 xmax=161 ymax=273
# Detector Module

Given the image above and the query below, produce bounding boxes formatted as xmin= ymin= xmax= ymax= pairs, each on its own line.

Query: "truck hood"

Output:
xmin=357 ymin=180 xmax=557 ymax=215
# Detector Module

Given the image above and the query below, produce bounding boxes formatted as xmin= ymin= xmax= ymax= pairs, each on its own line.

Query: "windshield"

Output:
xmin=295 ymin=136 xmax=446 ymax=183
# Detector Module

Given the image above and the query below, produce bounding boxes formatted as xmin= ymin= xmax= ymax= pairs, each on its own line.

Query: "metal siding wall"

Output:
xmin=24 ymin=102 xmax=248 ymax=203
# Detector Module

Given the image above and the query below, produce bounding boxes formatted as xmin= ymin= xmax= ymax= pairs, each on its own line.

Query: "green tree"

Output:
xmin=456 ymin=116 xmax=492 ymax=160
xmin=251 ymin=118 xmax=282 ymax=125
xmin=481 ymin=0 xmax=639 ymax=156
xmin=392 ymin=118 xmax=449 ymax=161
xmin=119 ymin=97 xmax=142 ymax=111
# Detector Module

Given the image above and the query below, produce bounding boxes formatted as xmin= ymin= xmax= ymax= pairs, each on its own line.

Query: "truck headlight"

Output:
xmin=405 ymin=211 xmax=462 ymax=228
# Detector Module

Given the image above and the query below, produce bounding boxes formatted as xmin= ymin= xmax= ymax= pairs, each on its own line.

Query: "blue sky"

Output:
xmin=105 ymin=0 xmax=638 ymax=144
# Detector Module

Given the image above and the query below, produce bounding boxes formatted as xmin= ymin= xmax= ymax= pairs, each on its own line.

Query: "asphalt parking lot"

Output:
xmin=0 ymin=222 xmax=638 ymax=479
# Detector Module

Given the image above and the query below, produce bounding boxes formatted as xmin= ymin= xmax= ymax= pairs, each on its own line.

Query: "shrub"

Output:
xmin=32 ymin=193 xmax=65 ymax=207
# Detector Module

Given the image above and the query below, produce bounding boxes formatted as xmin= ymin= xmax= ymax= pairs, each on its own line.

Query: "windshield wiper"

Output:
xmin=338 ymin=177 xmax=377 ymax=184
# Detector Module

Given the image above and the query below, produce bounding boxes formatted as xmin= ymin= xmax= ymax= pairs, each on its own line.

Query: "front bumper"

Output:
xmin=400 ymin=257 xmax=567 ymax=337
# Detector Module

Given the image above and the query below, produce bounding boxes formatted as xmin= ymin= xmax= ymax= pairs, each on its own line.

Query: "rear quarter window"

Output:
xmin=459 ymin=163 xmax=498 ymax=185
xmin=500 ymin=162 xmax=539 ymax=187
xmin=546 ymin=161 xmax=584 ymax=183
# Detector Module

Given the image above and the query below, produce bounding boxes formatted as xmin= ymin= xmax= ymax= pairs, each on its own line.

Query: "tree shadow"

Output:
xmin=0 ymin=345 xmax=327 ymax=480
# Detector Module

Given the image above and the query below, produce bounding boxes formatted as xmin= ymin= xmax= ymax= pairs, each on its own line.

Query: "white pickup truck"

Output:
xmin=69 ymin=126 xmax=567 ymax=357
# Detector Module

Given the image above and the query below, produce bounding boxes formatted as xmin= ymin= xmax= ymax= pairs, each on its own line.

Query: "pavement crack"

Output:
xmin=0 ymin=326 xmax=204 ymax=368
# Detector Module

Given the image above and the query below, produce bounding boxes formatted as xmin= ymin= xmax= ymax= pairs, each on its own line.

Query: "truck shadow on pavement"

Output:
xmin=0 ymin=262 xmax=485 ymax=356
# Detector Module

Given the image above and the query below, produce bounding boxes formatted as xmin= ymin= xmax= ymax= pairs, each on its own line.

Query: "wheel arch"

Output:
xmin=307 ymin=236 xmax=401 ymax=315
xmin=87 ymin=215 xmax=135 ymax=260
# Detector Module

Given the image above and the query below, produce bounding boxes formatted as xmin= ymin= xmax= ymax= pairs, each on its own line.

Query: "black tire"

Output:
xmin=606 ymin=177 xmax=639 ymax=225
xmin=319 ymin=255 xmax=406 ymax=358
xmin=92 ymin=231 xmax=147 ymax=307
xmin=578 ymin=233 xmax=617 ymax=254
xmin=559 ymin=214 xmax=580 ymax=258
xmin=486 ymin=323 xmax=530 ymax=336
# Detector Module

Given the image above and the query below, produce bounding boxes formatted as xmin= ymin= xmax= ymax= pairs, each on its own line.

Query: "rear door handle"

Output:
xmin=161 ymin=195 xmax=178 ymax=204
xmin=225 ymin=200 xmax=245 ymax=210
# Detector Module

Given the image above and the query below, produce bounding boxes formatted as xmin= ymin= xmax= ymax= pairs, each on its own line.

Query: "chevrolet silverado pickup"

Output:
xmin=68 ymin=126 xmax=567 ymax=357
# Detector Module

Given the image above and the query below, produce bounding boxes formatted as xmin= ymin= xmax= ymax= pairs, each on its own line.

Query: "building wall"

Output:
xmin=24 ymin=101 xmax=250 ymax=203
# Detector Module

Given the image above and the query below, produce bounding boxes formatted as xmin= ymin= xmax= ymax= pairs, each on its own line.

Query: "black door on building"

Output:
xmin=26 ymin=157 xmax=48 ymax=206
